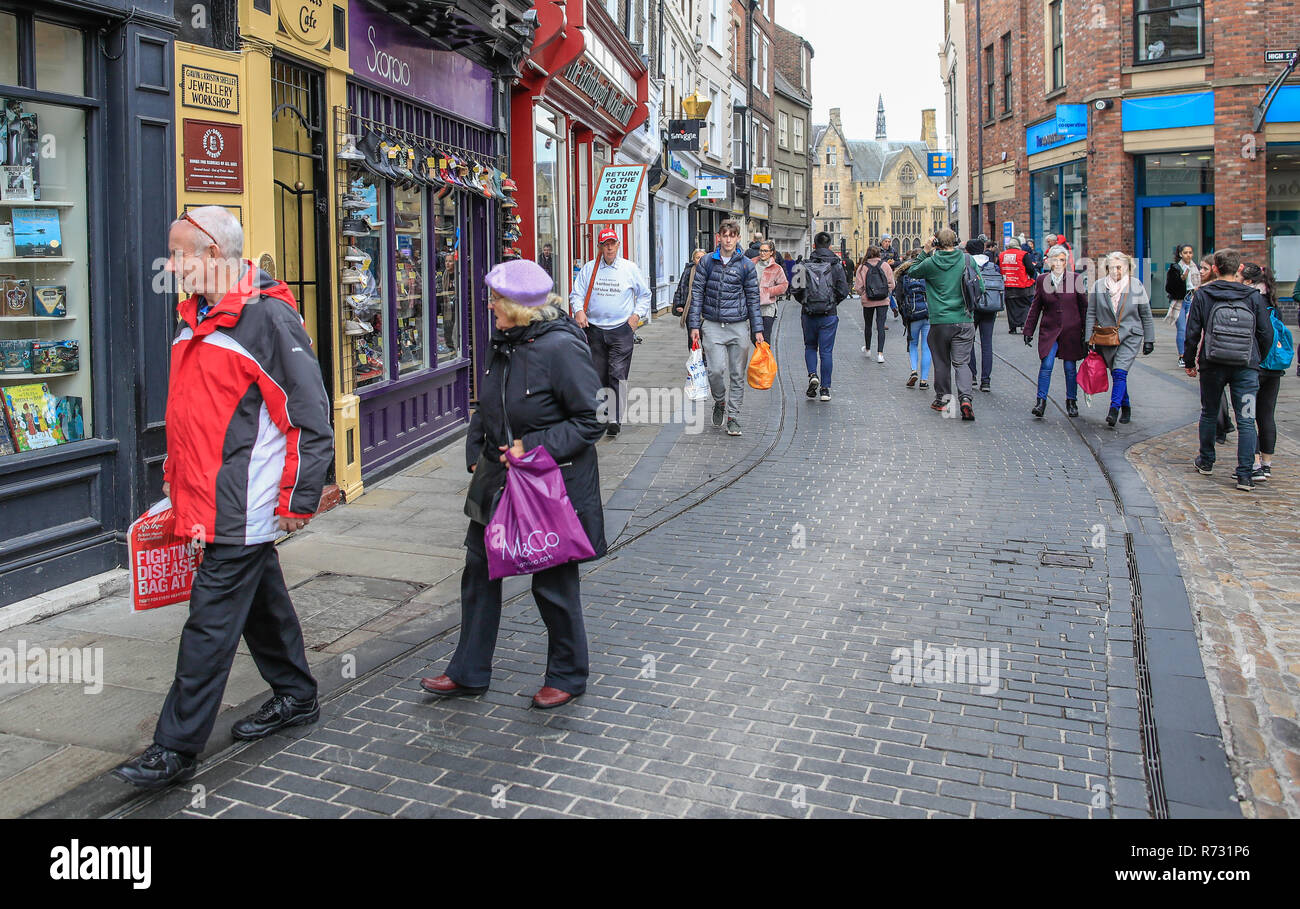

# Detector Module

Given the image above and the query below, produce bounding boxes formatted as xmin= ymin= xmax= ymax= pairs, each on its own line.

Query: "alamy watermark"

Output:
xmin=596 ymin=381 xmax=708 ymax=434
xmin=891 ymin=640 xmax=1000 ymax=694
xmin=0 ymin=641 xmax=104 ymax=694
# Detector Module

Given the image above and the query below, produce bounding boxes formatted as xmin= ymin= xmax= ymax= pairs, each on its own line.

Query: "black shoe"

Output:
xmin=605 ymin=422 xmax=620 ymax=438
xmin=960 ymin=397 xmax=975 ymax=421
xmin=979 ymin=379 xmax=991 ymax=393
xmin=712 ymin=401 xmax=726 ymax=426
xmin=1215 ymin=434 xmax=1228 ymax=445
xmin=1066 ymin=399 xmax=1079 ymax=418
xmin=1236 ymin=473 xmax=1256 ymax=491
xmin=1106 ymin=407 xmax=1119 ymax=428
xmin=1262 ymin=464 xmax=1272 ymax=480
xmin=1251 ymin=465 xmax=1268 ymax=483
xmin=806 ymin=374 xmax=820 ymax=398
xmin=1119 ymin=405 xmax=1131 ymax=424
xmin=1193 ymin=457 xmax=1213 ymax=475
xmin=231 ymin=694 xmax=320 ymax=741
xmin=819 ymin=386 xmax=831 ymax=402
xmin=906 ymin=371 xmax=918 ymax=388
xmin=112 ymin=744 xmax=197 ymax=790
xmin=1031 ymin=397 xmax=1046 ymax=419
xmin=725 ymin=417 xmax=742 ymax=436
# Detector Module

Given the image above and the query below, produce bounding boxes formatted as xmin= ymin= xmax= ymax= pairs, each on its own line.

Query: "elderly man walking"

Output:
xmin=112 ymin=206 xmax=333 ymax=789
xmin=570 ymin=227 xmax=652 ymax=437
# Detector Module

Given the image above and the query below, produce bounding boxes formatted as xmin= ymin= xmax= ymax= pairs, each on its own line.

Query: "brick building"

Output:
xmin=770 ymin=23 xmax=814 ymax=254
xmin=730 ymin=0 xmax=776 ymax=242
xmin=963 ymin=0 xmax=1300 ymax=313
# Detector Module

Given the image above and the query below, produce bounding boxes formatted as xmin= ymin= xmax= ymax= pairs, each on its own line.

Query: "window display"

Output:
xmin=342 ymin=170 xmax=385 ymax=388
xmin=394 ymin=185 xmax=427 ymax=375
xmin=432 ymin=192 xmax=460 ymax=365
xmin=0 ymin=95 xmax=90 ymax=457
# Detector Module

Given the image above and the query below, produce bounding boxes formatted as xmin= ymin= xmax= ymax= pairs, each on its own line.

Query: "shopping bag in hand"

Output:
xmin=485 ymin=446 xmax=596 ymax=580
xmin=685 ymin=344 xmax=710 ymax=401
xmin=128 ymin=498 xmax=201 ymax=612
xmin=1077 ymin=351 xmax=1110 ymax=404
xmin=747 ymin=340 xmax=777 ymax=390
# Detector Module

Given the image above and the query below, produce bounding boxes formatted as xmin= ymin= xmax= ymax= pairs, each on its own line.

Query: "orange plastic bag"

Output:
xmin=747 ymin=341 xmax=777 ymax=390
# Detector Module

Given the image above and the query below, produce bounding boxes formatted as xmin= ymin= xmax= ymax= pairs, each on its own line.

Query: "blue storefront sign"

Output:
xmin=1264 ymin=85 xmax=1300 ymax=123
xmin=1026 ymin=109 xmax=1088 ymax=157
xmin=926 ymin=152 xmax=953 ymax=177
xmin=1121 ymin=91 xmax=1215 ymax=132
xmin=1003 ymin=221 xmax=1014 ymax=245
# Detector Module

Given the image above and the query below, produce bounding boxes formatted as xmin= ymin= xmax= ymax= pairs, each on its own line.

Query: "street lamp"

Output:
xmin=854 ymin=229 xmax=860 ymax=261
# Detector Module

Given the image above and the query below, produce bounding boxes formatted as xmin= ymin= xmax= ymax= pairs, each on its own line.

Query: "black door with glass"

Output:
xmin=271 ymin=56 xmax=333 ymax=471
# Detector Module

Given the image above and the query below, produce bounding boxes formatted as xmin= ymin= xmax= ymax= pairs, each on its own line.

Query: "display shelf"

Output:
xmin=0 ymin=370 xmax=78 ymax=380
xmin=0 ymin=316 xmax=76 ymax=322
xmin=0 ymin=200 xmax=76 ymax=208
xmin=0 ymin=257 xmax=75 ymax=264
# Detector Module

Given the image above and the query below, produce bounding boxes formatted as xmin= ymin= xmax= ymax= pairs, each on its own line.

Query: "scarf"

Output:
xmin=1106 ymin=276 xmax=1126 ymax=315
xmin=1048 ymin=269 xmax=1065 ymax=293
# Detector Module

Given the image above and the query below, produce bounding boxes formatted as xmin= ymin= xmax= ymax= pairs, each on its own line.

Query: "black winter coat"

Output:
xmin=688 ymin=249 xmax=762 ymax=334
xmin=466 ymin=316 xmax=608 ymax=559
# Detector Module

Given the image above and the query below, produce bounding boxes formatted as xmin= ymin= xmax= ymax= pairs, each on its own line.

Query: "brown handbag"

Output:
xmin=1089 ymin=292 xmax=1125 ymax=347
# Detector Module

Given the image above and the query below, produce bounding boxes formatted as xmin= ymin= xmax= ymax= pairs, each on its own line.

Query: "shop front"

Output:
xmin=1025 ymin=111 xmax=1089 ymax=258
xmin=341 ymin=0 xmax=522 ymax=478
xmin=0 ymin=1 xmax=178 ymax=605
xmin=509 ymin=0 xmax=648 ymax=303
xmin=1264 ymin=85 xmax=1300 ymax=307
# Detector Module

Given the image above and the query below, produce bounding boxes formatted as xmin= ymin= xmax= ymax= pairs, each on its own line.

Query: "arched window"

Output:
xmin=902 ymin=238 xmax=911 ymax=253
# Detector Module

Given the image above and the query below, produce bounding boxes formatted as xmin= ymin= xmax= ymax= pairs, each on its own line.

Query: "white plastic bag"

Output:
xmin=685 ymin=346 xmax=710 ymax=401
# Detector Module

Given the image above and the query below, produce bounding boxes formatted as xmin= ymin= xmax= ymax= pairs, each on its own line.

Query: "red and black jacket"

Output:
xmin=164 ymin=263 xmax=333 ymax=545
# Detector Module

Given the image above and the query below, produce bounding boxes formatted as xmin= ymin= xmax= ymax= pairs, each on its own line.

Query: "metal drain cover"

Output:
xmin=1040 ymin=551 xmax=1093 ymax=568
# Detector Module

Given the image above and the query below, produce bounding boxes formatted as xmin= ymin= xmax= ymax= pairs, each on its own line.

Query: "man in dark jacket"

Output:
xmin=1184 ymin=247 xmax=1274 ymax=490
xmin=689 ymin=218 xmax=763 ymax=436
xmin=114 ymin=206 xmax=333 ymax=789
xmin=745 ymin=234 xmax=764 ymax=260
xmin=793 ymin=231 xmax=850 ymax=401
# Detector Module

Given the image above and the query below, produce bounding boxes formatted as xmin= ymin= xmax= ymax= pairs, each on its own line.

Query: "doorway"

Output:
xmin=271 ymin=57 xmax=334 ymax=436
xmin=1137 ymin=198 xmax=1213 ymax=312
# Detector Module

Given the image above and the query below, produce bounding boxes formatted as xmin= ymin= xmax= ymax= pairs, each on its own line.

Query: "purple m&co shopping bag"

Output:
xmin=485 ymin=446 xmax=596 ymax=580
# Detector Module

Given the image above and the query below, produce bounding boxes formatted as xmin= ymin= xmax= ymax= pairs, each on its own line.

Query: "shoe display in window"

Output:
xmin=337 ymin=133 xmax=366 ymax=161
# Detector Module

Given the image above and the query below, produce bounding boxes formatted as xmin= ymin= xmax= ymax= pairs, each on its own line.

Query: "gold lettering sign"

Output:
xmin=181 ymin=66 xmax=240 ymax=115
xmin=277 ymin=0 xmax=328 ymax=46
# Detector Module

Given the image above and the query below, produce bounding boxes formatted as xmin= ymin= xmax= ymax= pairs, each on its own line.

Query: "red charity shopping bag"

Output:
xmin=1077 ymin=351 xmax=1110 ymax=401
xmin=128 ymin=498 xmax=201 ymax=612
xmin=484 ymin=446 xmax=596 ymax=581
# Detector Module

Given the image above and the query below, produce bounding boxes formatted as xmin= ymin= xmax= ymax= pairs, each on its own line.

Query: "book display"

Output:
xmin=0 ymin=95 xmax=91 ymax=457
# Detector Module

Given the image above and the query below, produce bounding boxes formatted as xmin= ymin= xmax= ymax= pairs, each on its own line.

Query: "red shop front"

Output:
xmin=509 ymin=0 xmax=648 ymax=300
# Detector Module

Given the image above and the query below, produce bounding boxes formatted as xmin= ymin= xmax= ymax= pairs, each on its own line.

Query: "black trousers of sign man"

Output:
xmin=447 ymin=524 xmax=589 ymax=695
xmin=1006 ymin=286 xmax=1033 ymax=331
xmin=584 ymin=322 xmax=635 ymax=425
xmin=153 ymin=542 xmax=317 ymax=755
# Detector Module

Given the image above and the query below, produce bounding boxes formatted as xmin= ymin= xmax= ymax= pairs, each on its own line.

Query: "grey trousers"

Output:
xmin=701 ymin=319 xmax=752 ymax=419
xmin=928 ymin=321 xmax=976 ymax=401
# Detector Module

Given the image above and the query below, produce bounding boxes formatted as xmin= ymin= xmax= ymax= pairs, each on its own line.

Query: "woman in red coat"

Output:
xmin=1023 ymin=244 xmax=1088 ymax=419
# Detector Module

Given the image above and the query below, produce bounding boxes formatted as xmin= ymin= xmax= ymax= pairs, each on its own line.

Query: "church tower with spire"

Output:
xmin=875 ymin=95 xmax=887 ymax=140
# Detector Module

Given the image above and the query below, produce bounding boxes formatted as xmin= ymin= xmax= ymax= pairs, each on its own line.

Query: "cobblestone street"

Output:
xmin=92 ymin=301 xmax=1254 ymax=820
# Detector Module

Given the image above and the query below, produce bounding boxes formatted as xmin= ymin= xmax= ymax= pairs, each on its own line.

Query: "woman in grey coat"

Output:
xmin=1084 ymin=251 xmax=1156 ymax=427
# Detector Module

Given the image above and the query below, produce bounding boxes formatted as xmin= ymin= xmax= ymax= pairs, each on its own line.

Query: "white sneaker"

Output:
xmin=877 ymin=352 xmax=885 ymax=364
xmin=862 ymin=345 xmax=868 ymax=355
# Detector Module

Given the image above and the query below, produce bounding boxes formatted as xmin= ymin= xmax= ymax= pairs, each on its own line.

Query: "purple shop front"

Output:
xmin=346 ymin=3 xmax=500 ymax=477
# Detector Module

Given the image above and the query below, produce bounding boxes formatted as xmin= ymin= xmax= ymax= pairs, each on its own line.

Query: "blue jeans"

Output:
xmin=908 ymin=320 xmax=932 ymax=379
xmin=802 ymin=312 xmax=838 ymax=389
xmin=1198 ymin=364 xmax=1259 ymax=476
xmin=1175 ymin=304 xmax=1189 ymax=359
xmin=1110 ymin=367 xmax=1131 ymax=409
xmin=967 ymin=311 xmax=996 ymax=383
xmin=1036 ymin=340 xmax=1078 ymax=400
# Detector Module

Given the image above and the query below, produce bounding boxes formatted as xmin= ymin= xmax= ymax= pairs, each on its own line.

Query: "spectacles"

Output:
xmin=180 ymin=211 xmax=220 ymax=251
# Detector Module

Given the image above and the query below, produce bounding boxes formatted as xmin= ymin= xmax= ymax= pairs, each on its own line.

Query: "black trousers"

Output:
xmin=968 ymin=311 xmax=997 ymax=383
xmin=154 ymin=542 xmax=316 ymax=754
xmin=863 ymin=305 xmax=888 ymax=352
xmin=447 ymin=524 xmax=588 ymax=695
xmin=584 ymin=322 xmax=635 ymax=425
xmin=1006 ymin=287 xmax=1033 ymax=329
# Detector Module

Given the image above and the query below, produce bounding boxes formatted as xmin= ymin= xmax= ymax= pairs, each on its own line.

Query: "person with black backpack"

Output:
xmin=794 ymin=231 xmax=850 ymax=401
xmin=855 ymin=247 xmax=895 ymax=363
xmin=964 ymin=238 xmax=1005 ymax=392
xmin=1184 ymin=249 xmax=1273 ymax=489
xmin=895 ymin=251 xmax=932 ymax=389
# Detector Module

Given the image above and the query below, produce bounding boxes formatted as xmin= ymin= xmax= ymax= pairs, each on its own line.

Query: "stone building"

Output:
xmin=811 ymin=104 xmax=946 ymax=263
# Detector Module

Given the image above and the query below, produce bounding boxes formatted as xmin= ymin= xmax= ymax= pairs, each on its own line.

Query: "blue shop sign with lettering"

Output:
xmin=926 ymin=152 xmax=953 ymax=177
xmin=1026 ymin=111 xmax=1088 ymax=157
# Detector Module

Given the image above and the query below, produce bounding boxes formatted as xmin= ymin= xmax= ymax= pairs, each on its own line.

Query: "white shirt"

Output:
xmin=569 ymin=256 xmax=653 ymax=329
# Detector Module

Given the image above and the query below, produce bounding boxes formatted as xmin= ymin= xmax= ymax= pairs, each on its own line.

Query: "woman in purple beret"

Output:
xmin=419 ymin=258 xmax=606 ymax=710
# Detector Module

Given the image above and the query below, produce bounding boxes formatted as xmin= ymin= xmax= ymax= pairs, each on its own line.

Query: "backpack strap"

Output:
xmin=579 ymin=258 xmax=600 ymax=317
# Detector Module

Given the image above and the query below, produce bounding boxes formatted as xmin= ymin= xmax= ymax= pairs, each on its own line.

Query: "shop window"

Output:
xmin=534 ymin=110 xmax=562 ymax=293
xmin=1049 ymin=0 xmax=1065 ymax=91
xmin=431 ymin=192 xmax=461 ymax=364
xmin=345 ymin=171 xmax=387 ymax=389
xmin=1134 ymin=0 xmax=1203 ymax=64
xmin=1 ymin=19 xmax=92 ymax=457
xmin=393 ymin=184 xmax=428 ymax=376
xmin=1138 ymin=151 xmax=1214 ymax=196
xmin=35 ymin=20 xmax=84 ymax=96
xmin=1030 ymin=159 xmax=1088 ymax=253
xmin=1001 ymin=32 xmax=1012 ymax=114
xmin=1267 ymin=145 xmax=1300 ymax=299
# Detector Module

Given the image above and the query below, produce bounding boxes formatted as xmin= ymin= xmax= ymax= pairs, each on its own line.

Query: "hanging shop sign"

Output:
xmin=348 ymin=1 xmax=494 ymax=126
xmin=751 ymin=167 xmax=772 ymax=186
xmin=926 ymin=152 xmax=953 ymax=177
xmin=180 ymin=65 xmax=239 ymax=114
xmin=669 ymin=154 xmax=690 ymax=179
xmin=668 ymin=119 xmax=700 ymax=151
xmin=586 ymin=164 xmax=647 ymax=224
xmin=696 ymin=175 xmax=728 ymax=200
xmin=278 ymin=0 xmax=328 ymax=47
xmin=182 ymin=119 xmax=244 ymax=193
xmin=559 ymin=58 xmax=638 ymax=128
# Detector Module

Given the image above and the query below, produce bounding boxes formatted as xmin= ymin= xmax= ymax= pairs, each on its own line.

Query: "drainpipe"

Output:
xmin=974 ymin=0 xmax=984 ymax=240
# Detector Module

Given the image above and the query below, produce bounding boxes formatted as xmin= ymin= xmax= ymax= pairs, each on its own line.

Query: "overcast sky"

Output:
xmin=776 ymin=0 xmax=948 ymax=146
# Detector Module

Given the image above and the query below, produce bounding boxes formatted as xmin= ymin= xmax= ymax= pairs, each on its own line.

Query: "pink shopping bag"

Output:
xmin=485 ymin=446 xmax=596 ymax=580
xmin=1078 ymin=351 xmax=1110 ymax=401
